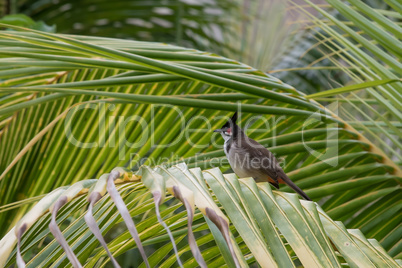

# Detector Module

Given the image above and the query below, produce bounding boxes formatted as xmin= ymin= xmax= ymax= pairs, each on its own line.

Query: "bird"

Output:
xmin=214 ymin=112 xmax=311 ymax=201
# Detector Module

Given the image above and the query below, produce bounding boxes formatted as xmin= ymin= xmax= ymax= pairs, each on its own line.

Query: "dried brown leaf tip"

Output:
xmin=172 ymin=186 xmax=207 ymax=268
xmin=49 ymin=196 xmax=82 ymax=268
xmin=205 ymin=207 xmax=240 ymax=267
xmin=85 ymin=192 xmax=120 ymax=268
xmin=107 ymin=170 xmax=150 ymax=268
xmin=16 ymin=223 xmax=28 ymax=268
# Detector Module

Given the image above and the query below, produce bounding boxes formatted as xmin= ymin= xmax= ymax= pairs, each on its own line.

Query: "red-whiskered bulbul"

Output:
xmin=214 ymin=112 xmax=311 ymax=201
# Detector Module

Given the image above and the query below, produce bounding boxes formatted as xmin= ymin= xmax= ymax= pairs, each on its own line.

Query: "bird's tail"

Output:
xmin=279 ymin=173 xmax=311 ymax=201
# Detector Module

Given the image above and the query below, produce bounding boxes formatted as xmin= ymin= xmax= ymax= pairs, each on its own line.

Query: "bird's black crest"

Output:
xmin=221 ymin=112 xmax=238 ymax=129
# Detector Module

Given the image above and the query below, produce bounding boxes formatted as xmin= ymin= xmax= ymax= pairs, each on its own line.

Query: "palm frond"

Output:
xmin=1 ymin=164 xmax=400 ymax=267
xmin=0 ymin=24 xmax=400 ymax=262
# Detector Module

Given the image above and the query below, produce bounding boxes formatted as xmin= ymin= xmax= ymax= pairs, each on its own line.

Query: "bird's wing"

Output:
xmin=245 ymin=137 xmax=312 ymax=201
xmin=244 ymin=137 xmax=281 ymax=187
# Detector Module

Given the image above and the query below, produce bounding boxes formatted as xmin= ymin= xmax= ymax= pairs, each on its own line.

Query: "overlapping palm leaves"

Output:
xmin=0 ymin=20 xmax=400 ymax=266
xmin=292 ymin=0 xmax=402 ymax=163
xmin=1 ymin=164 xmax=400 ymax=267
xmin=14 ymin=0 xmax=402 ymax=160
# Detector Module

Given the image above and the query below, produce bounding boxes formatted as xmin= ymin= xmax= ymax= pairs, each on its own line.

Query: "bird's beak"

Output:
xmin=213 ymin=129 xmax=222 ymax=132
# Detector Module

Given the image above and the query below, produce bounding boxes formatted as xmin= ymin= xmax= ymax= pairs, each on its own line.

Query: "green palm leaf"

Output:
xmin=0 ymin=164 xmax=400 ymax=267
xmin=0 ymin=20 xmax=400 ymax=266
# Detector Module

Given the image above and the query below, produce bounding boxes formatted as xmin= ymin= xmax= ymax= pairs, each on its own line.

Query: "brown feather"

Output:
xmin=227 ymin=127 xmax=311 ymax=201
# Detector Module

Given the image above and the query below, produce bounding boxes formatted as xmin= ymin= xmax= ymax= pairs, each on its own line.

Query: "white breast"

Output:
xmin=226 ymin=141 xmax=252 ymax=178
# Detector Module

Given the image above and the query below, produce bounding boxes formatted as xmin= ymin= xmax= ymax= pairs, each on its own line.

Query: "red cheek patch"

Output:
xmin=226 ymin=128 xmax=231 ymax=134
